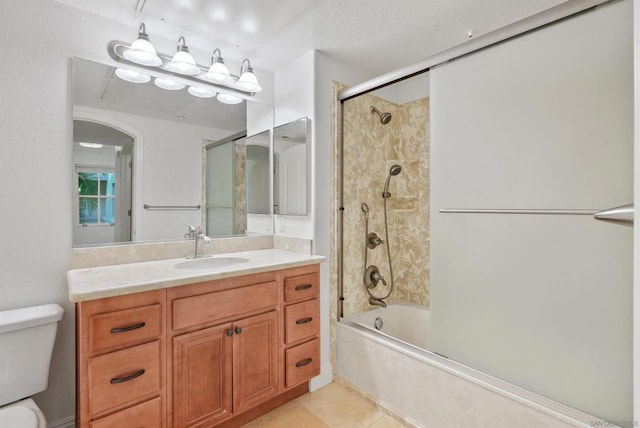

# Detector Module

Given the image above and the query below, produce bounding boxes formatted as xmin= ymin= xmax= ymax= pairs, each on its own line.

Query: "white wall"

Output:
xmin=0 ymin=0 xmax=273 ymax=424
xmin=430 ymin=0 xmax=632 ymax=423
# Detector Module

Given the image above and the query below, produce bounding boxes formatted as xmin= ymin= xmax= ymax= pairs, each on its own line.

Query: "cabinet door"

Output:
xmin=233 ymin=311 xmax=279 ymax=413
xmin=173 ymin=323 xmax=233 ymax=427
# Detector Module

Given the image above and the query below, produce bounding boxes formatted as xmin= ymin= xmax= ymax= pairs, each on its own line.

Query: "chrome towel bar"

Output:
xmin=439 ymin=204 xmax=634 ymax=226
xmin=144 ymin=204 xmax=201 ymax=210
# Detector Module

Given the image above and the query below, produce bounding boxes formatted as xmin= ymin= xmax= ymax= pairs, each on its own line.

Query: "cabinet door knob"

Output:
xmin=295 ymin=358 xmax=313 ymax=368
xmin=110 ymin=322 xmax=146 ymax=334
xmin=235 ymin=327 xmax=242 ymax=335
xmin=226 ymin=329 xmax=234 ymax=337
xmin=110 ymin=369 xmax=145 ymax=384
xmin=296 ymin=317 xmax=313 ymax=325
xmin=295 ymin=284 xmax=312 ymax=291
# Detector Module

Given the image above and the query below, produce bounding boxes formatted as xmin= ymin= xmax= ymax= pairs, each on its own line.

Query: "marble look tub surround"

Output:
xmin=341 ymin=91 xmax=430 ymax=316
xmin=68 ymin=248 xmax=324 ymax=302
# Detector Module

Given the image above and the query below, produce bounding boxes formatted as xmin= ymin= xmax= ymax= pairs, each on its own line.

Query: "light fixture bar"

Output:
xmin=108 ymin=40 xmax=256 ymax=97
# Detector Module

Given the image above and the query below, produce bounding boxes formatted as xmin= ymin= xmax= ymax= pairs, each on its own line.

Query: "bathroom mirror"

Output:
xmin=72 ymin=57 xmax=273 ymax=247
xmin=273 ymin=117 xmax=309 ymax=216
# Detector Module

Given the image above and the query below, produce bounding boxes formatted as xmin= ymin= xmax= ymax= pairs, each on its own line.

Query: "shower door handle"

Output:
xmin=593 ymin=203 xmax=633 ymax=227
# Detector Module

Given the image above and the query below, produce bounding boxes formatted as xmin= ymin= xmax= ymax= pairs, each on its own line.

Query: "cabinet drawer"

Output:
xmin=284 ymin=273 xmax=319 ymax=303
xmin=89 ymin=396 xmax=161 ymax=428
xmin=285 ymin=299 xmax=319 ymax=344
xmin=90 ymin=304 xmax=161 ymax=353
xmin=285 ymin=339 xmax=320 ymax=388
xmin=88 ymin=341 xmax=161 ymax=416
xmin=172 ymin=281 xmax=277 ymax=331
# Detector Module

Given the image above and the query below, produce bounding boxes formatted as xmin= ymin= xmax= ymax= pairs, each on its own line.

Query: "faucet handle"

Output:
xmin=185 ymin=224 xmax=196 ymax=238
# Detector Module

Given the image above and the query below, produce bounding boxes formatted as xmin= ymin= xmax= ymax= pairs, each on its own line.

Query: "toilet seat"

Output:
xmin=0 ymin=398 xmax=46 ymax=428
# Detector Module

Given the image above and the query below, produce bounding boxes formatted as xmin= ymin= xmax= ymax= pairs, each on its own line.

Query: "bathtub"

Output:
xmin=337 ymin=302 xmax=608 ymax=428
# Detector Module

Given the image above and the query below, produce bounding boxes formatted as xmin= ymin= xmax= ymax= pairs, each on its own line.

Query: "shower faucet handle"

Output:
xmin=365 ymin=265 xmax=387 ymax=288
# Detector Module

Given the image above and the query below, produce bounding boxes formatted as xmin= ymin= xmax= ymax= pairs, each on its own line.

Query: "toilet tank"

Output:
xmin=0 ymin=304 xmax=64 ymax=406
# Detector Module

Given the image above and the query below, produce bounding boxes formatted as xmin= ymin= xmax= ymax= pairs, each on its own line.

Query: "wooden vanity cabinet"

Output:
xmin=281 ymin=265 xmax=321 ymax=389
xmin=76 ymin=289 xmax=166 ymax=428
xmin=76 ymin=263 xmax=320 ymax=428
xmin=168 ymin=271 xmax=282 ymax=427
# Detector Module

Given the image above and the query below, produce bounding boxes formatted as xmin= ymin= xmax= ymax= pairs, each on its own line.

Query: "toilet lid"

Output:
xmin=0 ymin=405 xmax=39 ymax=428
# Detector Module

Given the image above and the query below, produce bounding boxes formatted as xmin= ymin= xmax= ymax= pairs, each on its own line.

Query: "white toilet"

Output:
xmin=0 ymin=303 xmax=64 ymax=427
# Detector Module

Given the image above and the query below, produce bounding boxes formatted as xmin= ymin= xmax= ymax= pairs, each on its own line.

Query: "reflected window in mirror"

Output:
xmin=273 ymin=117 xmax=309 ymax=216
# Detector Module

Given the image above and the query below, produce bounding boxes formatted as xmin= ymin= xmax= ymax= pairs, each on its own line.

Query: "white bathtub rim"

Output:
xmin=337 ymin=319 xmax=616 ymax=428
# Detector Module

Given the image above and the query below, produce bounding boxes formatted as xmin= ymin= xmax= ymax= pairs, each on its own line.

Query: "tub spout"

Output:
xmin=369 ymin=297 xmax=387 ymax=308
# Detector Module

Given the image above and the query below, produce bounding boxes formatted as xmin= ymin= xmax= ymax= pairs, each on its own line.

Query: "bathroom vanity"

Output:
xmin=68 ymin=249 xmax=323 ymax=428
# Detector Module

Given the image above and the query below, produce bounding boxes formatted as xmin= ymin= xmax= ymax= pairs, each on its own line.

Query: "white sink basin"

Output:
xmin=174 ymin=257 xmax=250 ymax=270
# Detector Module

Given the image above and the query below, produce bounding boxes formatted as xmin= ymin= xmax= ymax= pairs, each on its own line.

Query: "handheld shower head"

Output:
xmin=382 ymin=164 xmax=402 ymax=198
xmin=370 ymin=106 xmax=392 ymax=125
xmin=361 ymin=202 xmax=370 ymax=219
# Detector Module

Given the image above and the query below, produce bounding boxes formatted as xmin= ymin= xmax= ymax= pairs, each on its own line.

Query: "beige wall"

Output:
xmin=341 ymin=93 xmax=430 ymax=316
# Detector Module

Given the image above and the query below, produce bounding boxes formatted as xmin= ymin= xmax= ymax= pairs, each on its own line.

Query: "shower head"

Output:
xmin=370 ymin=106 xmax=392 ymax=125
xmin=383 ymin=164 xmax=402 ymax=198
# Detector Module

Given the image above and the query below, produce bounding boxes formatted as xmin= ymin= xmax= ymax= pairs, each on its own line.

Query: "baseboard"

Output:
xmin=48 ymin=415 xmax=75 ymax=428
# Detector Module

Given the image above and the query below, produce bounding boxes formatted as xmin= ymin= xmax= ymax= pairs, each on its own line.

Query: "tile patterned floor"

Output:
xmin=244 ymin=383 xmax=407 ymax=427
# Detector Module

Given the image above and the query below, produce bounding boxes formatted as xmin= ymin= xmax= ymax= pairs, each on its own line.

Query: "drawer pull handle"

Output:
xmin=296 ymin=317 xmax=313 ymax=325
xmin=110 ymin=322 xmax=146 ymax=334
xmin=235 ymin=327 xmax=242 ymax=335
xmin=295 ymin=358 xmax=313 ymax=368
xmin=295 ymin=284 xmax=313 ymax=291
xmin=110 ymin=369 xmax=145 ymax=384
xmin=226 ymin=329 xmax=234 ymax=337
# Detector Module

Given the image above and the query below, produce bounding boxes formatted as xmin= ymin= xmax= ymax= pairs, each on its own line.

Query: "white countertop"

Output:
xmin=67 ymin=249 xmax=325 ymax=302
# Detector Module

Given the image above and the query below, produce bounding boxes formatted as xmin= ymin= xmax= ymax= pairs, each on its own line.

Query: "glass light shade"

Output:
xmin=236 ymin=70 xmax=262 ymax=92
xmin=188 ymin=86 xmax=217 ymax=98
xmin=154 ymin=77 xmax=185 ymax=91
xmin=206 ymin=62 xmax=233 ymax=85
xmin=123 ymin=38 xmax=162 ymax=66
xmin=165 ymin=50 xmax=201 ymax=75
xmin=217 ymin=93 xmax=243 ymax=104
xmin=115 ymin=68 xmax=151 ymax=84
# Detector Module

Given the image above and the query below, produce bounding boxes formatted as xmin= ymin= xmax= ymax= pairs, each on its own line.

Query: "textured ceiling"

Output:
xmin=53 ymin=0 xmax=566 ymax=74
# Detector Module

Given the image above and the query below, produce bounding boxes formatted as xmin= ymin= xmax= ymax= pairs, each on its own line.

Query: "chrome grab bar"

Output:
xmin=439 ymin=204 xmax=634 ymax=226
xmin=144 ymin=204 xmax=201 ymax=210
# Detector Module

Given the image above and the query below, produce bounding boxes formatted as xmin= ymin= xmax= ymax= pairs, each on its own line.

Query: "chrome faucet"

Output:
xmin=188 ymin=225 xmax=210 ymax=258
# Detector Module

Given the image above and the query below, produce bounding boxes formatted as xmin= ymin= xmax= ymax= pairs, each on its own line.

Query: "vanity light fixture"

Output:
xmin=123 ymin=23 xmax=162 ymax=66
xmin=217 ymin=93 xmax=243 ymax=104
xmin=165 ymin=36 xmax=201 ymax=76
xmin=188 ymin=85 xmax=217 ymax=98
xmin=110 ymin=25 xmax=263 ymax=100
xmin=236 ymin=58 xmax=262 ymax=92
xmin=205 ymin=48 xmax=233 ymax=85
xmin=115 ymin=68 xmax=151 ymax=83
xmin=154 ymin=77 xmax=185 ymax=91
